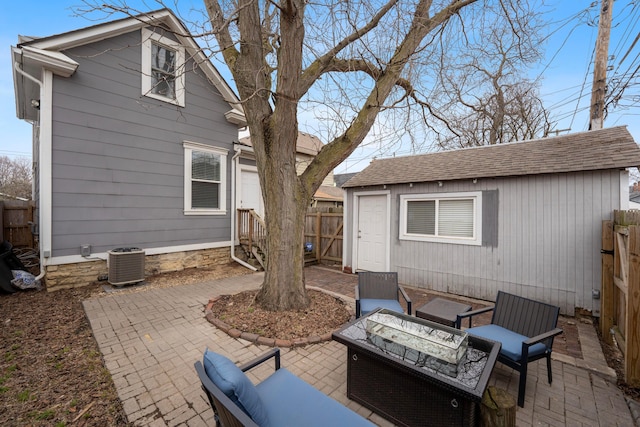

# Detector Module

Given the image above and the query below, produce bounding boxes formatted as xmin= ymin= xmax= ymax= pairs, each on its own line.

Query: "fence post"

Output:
xmin=0 ymin=201 xmax=4 ymax=242
xmin=601 ymin=220 xmax=614 ymax=344
xmin=626 ymin=225 xmax=640 ymax=387
xmin=315 ymin=213 xmax=321 ymax=262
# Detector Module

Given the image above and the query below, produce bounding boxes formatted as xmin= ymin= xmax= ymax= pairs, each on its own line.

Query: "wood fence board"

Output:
xmin=605 ymin=210 xmax=640 ymax=386
xmin=601 ymin=220 xmax=614 ymax=344
xmin=304 ymin=211 xmax=343 ymax=264
xmin=627 ymin=226 xmax=640 ymax=387
xmin=1 ymin=200 xmax=34 ymax=248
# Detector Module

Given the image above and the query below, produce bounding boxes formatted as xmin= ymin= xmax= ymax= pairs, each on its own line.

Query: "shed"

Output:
xmin=342 ymin=126 xmax=640 ymax=315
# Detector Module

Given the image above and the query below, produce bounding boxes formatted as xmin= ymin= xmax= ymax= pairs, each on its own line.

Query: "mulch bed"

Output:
xmin=0 ymin=284 xmax=130 ymax=426
xmin=208 ymin=289 xmax=352 ymax=342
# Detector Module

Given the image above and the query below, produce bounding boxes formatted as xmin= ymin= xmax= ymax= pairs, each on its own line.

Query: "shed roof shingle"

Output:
xmin=343 ymin=126 xmax=640 ymax=188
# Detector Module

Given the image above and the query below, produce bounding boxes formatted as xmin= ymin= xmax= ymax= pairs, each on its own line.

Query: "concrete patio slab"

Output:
xmin=82 ymin=266 xmax=636 ymax=426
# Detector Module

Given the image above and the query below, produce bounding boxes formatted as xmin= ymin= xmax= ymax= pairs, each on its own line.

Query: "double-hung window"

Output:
xmin=184 ymin=142 xmax=227 ymax=215
xmin=400 ymin=192 xmax=482 ymax=245
xmin=141 ymin=28 xmax=185 ymax=106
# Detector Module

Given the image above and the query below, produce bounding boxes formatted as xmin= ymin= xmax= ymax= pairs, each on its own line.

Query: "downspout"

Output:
xmin=13 ymin=61 xmax=46 ymax=282
xmin=231 ymin=146 xmax=257 ymax=271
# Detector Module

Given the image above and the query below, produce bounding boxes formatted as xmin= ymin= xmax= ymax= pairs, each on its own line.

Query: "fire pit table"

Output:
xmin=332 ymin=309 xmax=501 ymax=427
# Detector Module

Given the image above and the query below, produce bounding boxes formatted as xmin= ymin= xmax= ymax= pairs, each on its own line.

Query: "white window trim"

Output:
xmin=183 ymin=141 xmax=228 ymax=215
xmin=399 ymin=191 xmax=482 ymax=246
xmin=141 ymin=28 xmax=185 ymax=106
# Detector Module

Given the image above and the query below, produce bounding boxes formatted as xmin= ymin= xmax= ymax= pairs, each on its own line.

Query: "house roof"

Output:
xmin=12 ymin=8 xmax=245 ymax=125
xmin=343 ymin=126 xmax=640 ymax=188
xmin=334 ymin=173 xmax=358 ymax=188
xmin=313 ymin=185 xmax=343 ymax=202
xmin=238 ymin=132 xmax=324 ymax=156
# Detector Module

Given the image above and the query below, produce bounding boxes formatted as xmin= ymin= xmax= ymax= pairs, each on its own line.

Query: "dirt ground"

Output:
xmin=0 ymin=263 xmax=251 ymax=427
xmin=1 ymin=264 xmax=638 ymax=426
xmin=1 ymin=281 xmax=129 ymax=426
xmin=596 ymin=323 xmax=640 ymax=403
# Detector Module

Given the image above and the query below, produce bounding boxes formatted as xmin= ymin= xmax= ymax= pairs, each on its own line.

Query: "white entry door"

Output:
xmin=356 ymin=194 xmax=388 ymax=271
xmin=240 ymin=168 xmax=264 ymax=218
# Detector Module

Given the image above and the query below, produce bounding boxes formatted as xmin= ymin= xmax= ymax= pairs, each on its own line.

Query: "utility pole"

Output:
xmin=589 ymin=0 xmax=614 ymax=130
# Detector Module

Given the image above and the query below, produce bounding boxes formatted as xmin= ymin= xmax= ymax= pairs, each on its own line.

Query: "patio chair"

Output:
xmin=456 ymin=291 xmax=563 ymax=407
xmin=355 ymin=271 xmax=412 ymax=318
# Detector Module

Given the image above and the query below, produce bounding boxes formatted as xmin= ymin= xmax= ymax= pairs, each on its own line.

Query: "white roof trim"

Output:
xmin=225 ymin=109 xmax=247 ymax=126
xmin=20 ymin=46 xmax=79 ymax=77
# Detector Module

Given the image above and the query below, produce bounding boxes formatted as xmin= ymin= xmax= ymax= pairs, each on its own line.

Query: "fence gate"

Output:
xmin=304 ymin=210 xmax=343 ymax=264
xmin=0 ymin=200 xmax=34 ymax=248
xmin=601 ymin=210 xmax=640 ymax=387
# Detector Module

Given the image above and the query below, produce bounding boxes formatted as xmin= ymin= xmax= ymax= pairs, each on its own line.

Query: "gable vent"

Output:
xmin=108 ymin=247 xmax=145 ymax=286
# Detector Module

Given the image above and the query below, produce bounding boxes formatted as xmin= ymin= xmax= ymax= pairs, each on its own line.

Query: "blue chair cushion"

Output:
xmin=256 ymin=368 xmax=374 ymax=427
xmin=202 ymin=349 xmax=270 ymax=427
xmin=467 ymin=324 xmax=548 ymax=362
xmin=360 ymin=298 xmax=404 ymax=316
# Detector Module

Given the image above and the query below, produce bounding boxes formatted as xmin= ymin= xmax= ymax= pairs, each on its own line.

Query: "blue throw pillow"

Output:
xmin=203 ymin=349 xmax=270 ymax=426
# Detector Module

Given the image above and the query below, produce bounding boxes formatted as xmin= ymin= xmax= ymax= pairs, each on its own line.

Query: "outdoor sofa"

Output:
xmin=195 ymin=347 xmax=374 ymax=427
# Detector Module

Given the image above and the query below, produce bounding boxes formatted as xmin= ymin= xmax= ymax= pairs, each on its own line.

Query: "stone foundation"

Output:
xmin=44 ymin=247 xmax=231 ymax=291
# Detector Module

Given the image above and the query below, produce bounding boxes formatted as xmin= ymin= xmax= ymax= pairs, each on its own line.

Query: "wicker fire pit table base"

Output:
xmin=332 ymin=309 xmax=500 ymax=427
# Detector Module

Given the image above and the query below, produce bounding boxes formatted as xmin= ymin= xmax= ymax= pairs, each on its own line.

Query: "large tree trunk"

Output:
xmin=255 ymin=171 xmax=309 ymax=310
xmin=254 ymin=0 xmax=310 ymax=311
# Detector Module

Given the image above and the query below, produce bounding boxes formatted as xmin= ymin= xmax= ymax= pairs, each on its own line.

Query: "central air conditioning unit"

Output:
xmin=108 ymin=247 xmax=145 ymax=286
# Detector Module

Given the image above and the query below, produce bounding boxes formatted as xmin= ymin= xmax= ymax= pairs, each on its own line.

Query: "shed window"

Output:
xmin=400 ymin=192 xmax=481 ymax=245
xmin=184 ymin=142 xmax=227 ymax=215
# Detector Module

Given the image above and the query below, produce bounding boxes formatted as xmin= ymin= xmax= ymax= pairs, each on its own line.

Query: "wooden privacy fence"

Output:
xmin=0 ymin=200 xmax=35 ymax=248
xmin=304 ymin=209 xmax=343 ymax=264
xmin=601 ymin=210 xmax=640 ymax=387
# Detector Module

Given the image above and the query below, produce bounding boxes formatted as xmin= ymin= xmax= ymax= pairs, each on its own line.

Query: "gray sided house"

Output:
xmin=12 ymin=9 xmax=246 ymax=290
xmin=342 ymin=127 xmax=640 ymax=315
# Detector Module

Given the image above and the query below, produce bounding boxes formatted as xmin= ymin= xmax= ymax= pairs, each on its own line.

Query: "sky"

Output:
xmin=2 ymin=1 xmax=639 ymax=175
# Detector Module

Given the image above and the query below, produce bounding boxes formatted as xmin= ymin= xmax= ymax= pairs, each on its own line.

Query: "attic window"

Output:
xmin=151 ymin=43 xmax=176 ymax=97
xmin=141 ymin=28 xmax=185 ymax=106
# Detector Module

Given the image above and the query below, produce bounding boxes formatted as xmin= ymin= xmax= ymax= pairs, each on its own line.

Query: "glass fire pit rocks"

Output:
xmin=366 ymin=311 xmax=468 ymax=377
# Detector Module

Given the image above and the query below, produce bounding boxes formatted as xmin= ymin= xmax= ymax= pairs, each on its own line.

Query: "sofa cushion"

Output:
xmin=467 ymin=324 xmax=548 ymax=362
xmin=256 ymin=368 xmax=374 ymax=427
xmin=202 ymin=349 xmax=270 ymax=427
xmin=360 ymin=298 xmax=404 ymax=316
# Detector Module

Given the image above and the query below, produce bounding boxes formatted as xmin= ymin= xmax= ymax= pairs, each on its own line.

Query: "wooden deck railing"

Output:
xmin=237 ymin=209 xmax=267 ymax=267
xmin=237 ymin=207 xmax=344 ymax=269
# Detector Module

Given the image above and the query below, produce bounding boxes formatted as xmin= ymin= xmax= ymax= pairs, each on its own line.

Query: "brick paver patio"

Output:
xmin=82 ymin=266 xmax=636 ymax=426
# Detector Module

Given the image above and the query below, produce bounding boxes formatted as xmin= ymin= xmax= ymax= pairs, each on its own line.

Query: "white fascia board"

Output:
xmin=225 ymin=109 xmax=247 ymax=126
xmin=22 ymin=9 xmax=175 ymax=51
xmin=21 ymin=46 xmax=79 ymax=77
xmin=234 ymin=143 xmax=255 ymax=160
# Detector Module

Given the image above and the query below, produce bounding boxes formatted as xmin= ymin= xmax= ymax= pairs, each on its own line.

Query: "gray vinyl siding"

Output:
xmin=49 ymin=29 xmax=237 ymax=257
xmin=345 ymin=169 xmax=622 ymax=315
